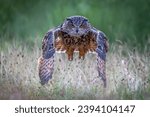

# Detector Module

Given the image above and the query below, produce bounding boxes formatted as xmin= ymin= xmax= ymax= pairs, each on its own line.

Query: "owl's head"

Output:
xmin=61 ymin=16 xmax=91 ymax=37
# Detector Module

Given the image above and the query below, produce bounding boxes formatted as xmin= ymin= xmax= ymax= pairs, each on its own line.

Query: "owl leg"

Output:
xmin=79 ymin=46 xmax=85 ymax=60
xmin=66 ymin=46 xmax=74 ymax=61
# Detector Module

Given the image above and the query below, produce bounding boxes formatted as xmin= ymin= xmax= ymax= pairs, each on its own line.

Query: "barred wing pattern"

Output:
xmin=38 ymin=28 xmax=108 ymax=87
xmin=96 ymin=31 xmax=108 ymax=87
xmin=38 ymin=29 xmax=56 ymax=85
xmin=38 ymin=56 xmax=54 ymax=85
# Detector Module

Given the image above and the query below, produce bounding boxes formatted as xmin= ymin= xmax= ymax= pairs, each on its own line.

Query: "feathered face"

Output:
xmin=61 ymin=16 xmax=91 ymax=37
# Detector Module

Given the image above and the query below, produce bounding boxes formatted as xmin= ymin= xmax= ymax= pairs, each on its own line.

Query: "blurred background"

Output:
xmin=0 ymin=0 xmax=150 ymax=50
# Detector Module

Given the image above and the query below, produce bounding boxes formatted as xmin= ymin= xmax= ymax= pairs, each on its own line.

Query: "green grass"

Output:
xmin=0 ymin=39 xmax=150 ymax=100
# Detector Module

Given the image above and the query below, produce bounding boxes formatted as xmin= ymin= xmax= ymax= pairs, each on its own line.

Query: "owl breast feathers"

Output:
xmin=38 ymin=16 xmax=109 ymax=87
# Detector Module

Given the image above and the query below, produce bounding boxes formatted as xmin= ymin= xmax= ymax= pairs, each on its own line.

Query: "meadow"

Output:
xmin=0 ymin=0 xmax=150 ymax=99
xmin=0 ymin=39 xmax=150 ymax=99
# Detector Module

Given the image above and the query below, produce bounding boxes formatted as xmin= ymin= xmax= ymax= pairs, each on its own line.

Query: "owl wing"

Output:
xmin=38 ymin=28 xmax=60 ymax=85
xmin=95 ymin=30 xmax=109 ymax=87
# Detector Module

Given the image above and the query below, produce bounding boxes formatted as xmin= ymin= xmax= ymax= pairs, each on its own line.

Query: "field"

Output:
xmin=1 ymin=39 xmax=150 ymax=100
xmin=0 ymin=0 xmax=150 ymax=100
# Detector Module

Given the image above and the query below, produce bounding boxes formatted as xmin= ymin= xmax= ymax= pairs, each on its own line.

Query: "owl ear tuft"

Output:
xmin=83 ymin=18 xmax=88 ymax=22
xmin=66 ymin=17 xmax=71 ymax=21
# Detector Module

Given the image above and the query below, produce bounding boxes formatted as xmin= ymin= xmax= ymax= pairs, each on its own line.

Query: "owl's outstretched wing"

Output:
xmin=95 ymin=30 xmax=109 ymax=87
xmin=38 ymin=28 xmax=60 ymax=85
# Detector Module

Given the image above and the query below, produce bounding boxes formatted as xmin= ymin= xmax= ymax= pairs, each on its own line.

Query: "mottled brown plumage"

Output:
xmin=38 ymin=16 xmax=109 ymax=87
xmin=55 ymin=31 xmax=97 ymax=60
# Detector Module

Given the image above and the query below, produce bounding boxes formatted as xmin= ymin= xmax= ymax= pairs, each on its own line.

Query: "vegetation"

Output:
xmin=0 ymin=0 xmax=150 ymax=99
xmin=0 ymin=42 xmax=150 ymax=99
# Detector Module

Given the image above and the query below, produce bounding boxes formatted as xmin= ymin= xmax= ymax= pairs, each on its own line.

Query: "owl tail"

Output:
xmin=38 ymin=56 xmax=54 ymax=85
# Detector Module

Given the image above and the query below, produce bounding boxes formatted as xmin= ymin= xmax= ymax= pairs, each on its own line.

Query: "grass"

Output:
xmin=0 ymin=39 xmax=150 ymax=100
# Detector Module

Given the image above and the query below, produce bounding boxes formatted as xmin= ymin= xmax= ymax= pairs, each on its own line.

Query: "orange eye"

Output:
xmin=80 ymin=24 xmax=86 ymax=28
xmin=68 ymin=22 xmax=74 ymax=28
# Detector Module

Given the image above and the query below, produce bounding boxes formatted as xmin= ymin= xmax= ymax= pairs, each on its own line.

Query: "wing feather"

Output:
xmin=38 ymin=29 xmax=59 ymax=85
xmin=95 ymin=31 xmax=108 ymax=87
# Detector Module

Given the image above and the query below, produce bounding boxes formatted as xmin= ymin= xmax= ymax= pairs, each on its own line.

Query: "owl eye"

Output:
xmin=68 ymin=21 xmax=74 ymax=28
xmin=80 ymin=19 xmax=88 ymax=28
xmin=66 ymin=19 xmax=74 ymax=27
xmin=80 ymin=22 xmax=87 ymax=28
xmin=80 ymin=24 xmax=85 ymax=28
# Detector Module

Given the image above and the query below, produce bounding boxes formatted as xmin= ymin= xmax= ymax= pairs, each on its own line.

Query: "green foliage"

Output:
xmin=0 ymin=0 xmax=150 ymax=49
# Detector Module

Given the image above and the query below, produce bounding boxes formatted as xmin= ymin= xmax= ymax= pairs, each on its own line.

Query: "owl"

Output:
xmin=38 ymin=16 xmax=109 ymax=87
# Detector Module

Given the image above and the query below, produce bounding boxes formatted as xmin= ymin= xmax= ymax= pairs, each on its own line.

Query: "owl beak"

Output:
xmin=76 ymin=28 xmax=79 ymax=33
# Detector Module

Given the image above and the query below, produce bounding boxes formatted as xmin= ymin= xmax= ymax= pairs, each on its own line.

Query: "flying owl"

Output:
xmin=38 ymin=16 xmax=109 ymax=87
